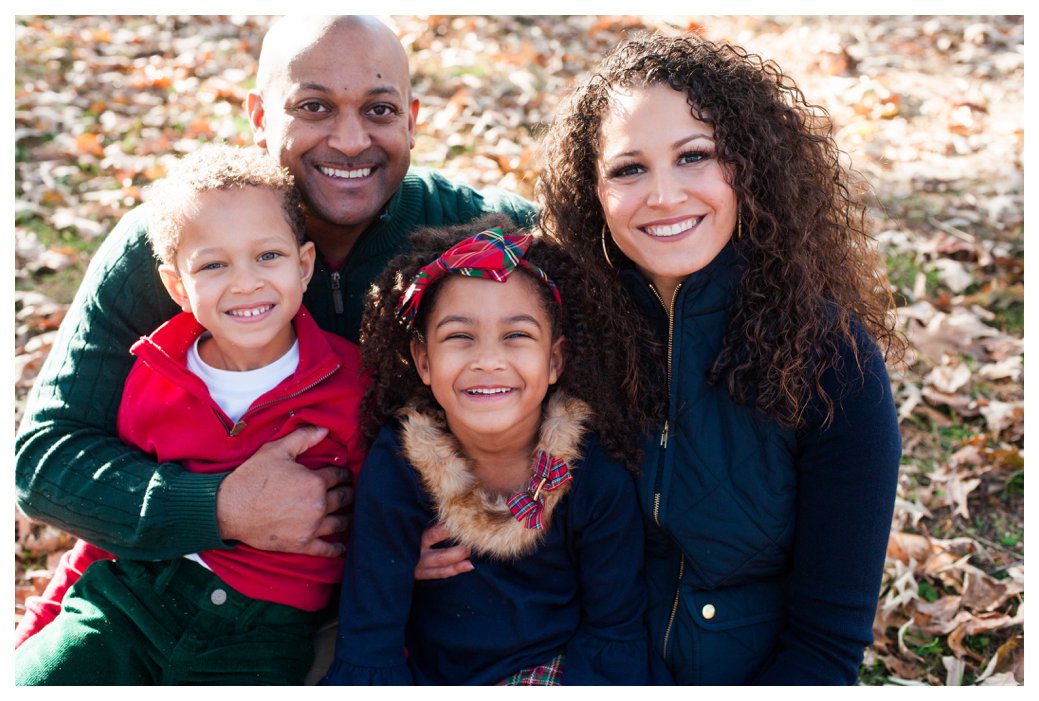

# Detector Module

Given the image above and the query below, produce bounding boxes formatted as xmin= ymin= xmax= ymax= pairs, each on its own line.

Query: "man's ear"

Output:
xmin=407 ymin=97 xmax=420 ymax=149
xmin=246 ymin=90 xmax=267 ymax=149
xmin=548 ymin=336 xmax=566 ymax=385
xmin=410 ymin=336 xmax=431 ymax=386
xmin=298 ymin=241 xmax=316 ymax=289
xmin=158 ymin=264 xmax=191 ymax=312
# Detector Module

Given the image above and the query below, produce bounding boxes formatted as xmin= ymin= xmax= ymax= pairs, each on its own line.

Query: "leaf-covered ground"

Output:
xmin=14 ymin=15 xmax=1024 ymax=685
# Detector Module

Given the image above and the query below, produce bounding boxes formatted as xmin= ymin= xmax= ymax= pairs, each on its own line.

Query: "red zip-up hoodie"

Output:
xmin=113 ymin=306 xmax=366 ymax=611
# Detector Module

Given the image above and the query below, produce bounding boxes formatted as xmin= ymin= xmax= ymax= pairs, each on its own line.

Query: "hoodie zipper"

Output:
xmin=216 ymin=364 xmax=341 ymax=437
xmin=649 ymin=281 xmax=683 ymax=662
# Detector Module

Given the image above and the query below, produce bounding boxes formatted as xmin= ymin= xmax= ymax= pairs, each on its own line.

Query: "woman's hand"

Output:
xmin=414 ymin=523 xmax=473 ymax=580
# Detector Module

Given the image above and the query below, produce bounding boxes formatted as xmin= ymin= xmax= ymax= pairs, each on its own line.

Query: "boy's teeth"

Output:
xmin=645 ymin=217 xmax=701 ymax=237
xmin=228 ymin=305 xmax=272 ymax=318
xmin=320 ymin=166 xmax=372 ymax=179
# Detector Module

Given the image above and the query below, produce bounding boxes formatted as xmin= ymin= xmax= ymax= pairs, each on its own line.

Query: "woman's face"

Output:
xmin=595 ymin=84 xmax=738 ymax=301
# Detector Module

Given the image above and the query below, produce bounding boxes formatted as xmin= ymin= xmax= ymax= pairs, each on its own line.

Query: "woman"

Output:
xmin=535 ymin=34 xmax=903 ymax=685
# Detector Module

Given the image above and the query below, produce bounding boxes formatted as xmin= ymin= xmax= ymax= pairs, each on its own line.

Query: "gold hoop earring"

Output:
xmin=601 ymin=223 xmax=615 ymax=269
xmin=737 ymin=211 xmax=743 ymax=241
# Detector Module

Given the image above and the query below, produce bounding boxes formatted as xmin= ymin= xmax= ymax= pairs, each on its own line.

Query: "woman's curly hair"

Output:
xmin=359 ymin=213 xmax=657 ymax=472
xmin=537 ymin=33 xmax=903 ymax=429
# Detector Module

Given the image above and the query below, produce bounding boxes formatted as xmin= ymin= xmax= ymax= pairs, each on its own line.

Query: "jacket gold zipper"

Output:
xmin=649 ymin=282 xmax=682 ymax=661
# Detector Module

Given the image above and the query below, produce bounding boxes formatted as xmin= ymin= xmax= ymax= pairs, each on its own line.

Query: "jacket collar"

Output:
xmin=398 ymin=392 xmax=592 ymax=560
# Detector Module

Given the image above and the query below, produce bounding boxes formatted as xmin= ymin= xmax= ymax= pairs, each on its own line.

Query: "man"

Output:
xmin=15 ymin=16 xmax=535 ymax=571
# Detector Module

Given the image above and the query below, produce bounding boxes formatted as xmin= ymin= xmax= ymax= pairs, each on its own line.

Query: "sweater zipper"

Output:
xmin=329 ymin=271 xmax=344 ymax=315
xmin=219 ymin=364 xmax=341 ymax=437
xmin=650 ymin=282 xmax=683 ymax=662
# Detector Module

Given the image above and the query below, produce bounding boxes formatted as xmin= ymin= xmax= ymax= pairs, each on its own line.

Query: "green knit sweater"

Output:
xmin=15 ymin=168 xmax=537 ymax=559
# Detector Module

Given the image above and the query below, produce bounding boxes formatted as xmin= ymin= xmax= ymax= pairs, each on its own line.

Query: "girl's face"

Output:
xmin=595 ymin=84 xmax=738 ymax=302
xmin=410 ymin=274 xmax=565 ymax=452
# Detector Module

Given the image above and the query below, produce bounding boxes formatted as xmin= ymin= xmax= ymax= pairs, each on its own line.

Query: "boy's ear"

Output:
xmin=410 ymin=337 xmax=432 ymax=386
xmin=548 ymin=336 xmax=566 ymax=385
xmin=158 ymin=264 xmax=191 ymax=312
xmin=298 ymin=241 xmax=316 ymax=289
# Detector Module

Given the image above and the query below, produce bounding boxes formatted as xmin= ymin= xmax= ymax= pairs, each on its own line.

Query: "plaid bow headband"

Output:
xmin=395 ymin=227 xmax=562 ymax=330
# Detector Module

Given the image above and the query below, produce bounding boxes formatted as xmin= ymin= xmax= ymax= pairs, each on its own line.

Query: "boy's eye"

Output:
xmin=258 ymin=251 xmax=282 ymax=262
xmin=199 ymin=262 xmax=224 ymax=271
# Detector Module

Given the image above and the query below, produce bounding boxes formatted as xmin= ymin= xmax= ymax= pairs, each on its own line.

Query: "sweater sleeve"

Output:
xmin=751 ymin=332 xmax=901 ymax=685
xmin=14 ymin=206 xmax=228 ymax=558
xmin=321 ymin=428 xmax=425 ymax=685
xmin=561 ymin=442 xmax=655 ymax=685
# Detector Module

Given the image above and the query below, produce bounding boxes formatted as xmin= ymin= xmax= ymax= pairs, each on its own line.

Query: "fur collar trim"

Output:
xmin=399 ymin=393 xmax=592 ymax=560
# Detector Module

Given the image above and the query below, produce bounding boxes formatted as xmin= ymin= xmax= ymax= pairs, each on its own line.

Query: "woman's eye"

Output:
xmin=609 ymin=163 xmax=643 ymax=178
xmin=679 ymin=150 xmax=711 ymax=165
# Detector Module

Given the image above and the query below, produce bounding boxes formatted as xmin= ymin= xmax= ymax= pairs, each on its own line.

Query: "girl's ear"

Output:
xmin=158 ymin=264 xmax=191 ymax=312
xmin=548 ymin=335 xmax=566 ymax=385
xmin=410 ymin=337 xmax=432 ymax=386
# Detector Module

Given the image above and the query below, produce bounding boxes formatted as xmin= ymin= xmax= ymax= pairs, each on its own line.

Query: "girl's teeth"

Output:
xmin=467 ymin=388 xmax=511 ymax=395
xmin=320 ymin=166 xmax=372 ymax=179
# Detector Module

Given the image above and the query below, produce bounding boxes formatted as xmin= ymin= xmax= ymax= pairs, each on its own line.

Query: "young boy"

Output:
xmin=15 ymin=144 xmax=367 ymax=685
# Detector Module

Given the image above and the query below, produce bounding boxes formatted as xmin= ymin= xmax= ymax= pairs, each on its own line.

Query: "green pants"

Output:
xmin=15 ymin=557 xmax=318 ymax=685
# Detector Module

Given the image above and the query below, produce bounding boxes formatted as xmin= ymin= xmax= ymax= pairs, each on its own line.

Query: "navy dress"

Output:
xmin=323 ymin=422 xmax=654 ymax=685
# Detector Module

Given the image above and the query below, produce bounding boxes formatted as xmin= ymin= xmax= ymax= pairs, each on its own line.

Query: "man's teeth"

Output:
xmin=228 ymin=305 xmax=272 ymax=318
xmin=319 ymin=166 xmax=372 ymax=179
xmin=466 ymin=388 xmax=512 ymax=395
xmin=645 ymin=217 xmax=702 ymax=237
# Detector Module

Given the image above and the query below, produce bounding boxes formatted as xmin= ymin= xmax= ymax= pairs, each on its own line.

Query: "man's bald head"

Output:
xmin=256 ymin=16 xmax=410 ymax=99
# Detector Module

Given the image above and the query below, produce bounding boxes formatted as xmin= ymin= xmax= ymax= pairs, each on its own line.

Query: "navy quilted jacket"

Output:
xmin=622 ymin=244 xmax=901 ymax=685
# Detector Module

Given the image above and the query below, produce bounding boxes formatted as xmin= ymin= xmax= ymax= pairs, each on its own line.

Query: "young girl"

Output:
xmin=321 ymin=215 xmax=659 ymax=685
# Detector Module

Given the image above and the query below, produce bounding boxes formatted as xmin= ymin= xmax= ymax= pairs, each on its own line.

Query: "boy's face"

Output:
xmin=159 ymin=186 xmax=315 ymax=371
xmin=410 ymin=274 xmax=565 ymax=453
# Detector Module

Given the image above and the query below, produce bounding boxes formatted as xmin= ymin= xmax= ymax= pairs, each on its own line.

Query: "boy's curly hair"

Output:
xmin=537 ymin=34 xmax=903 ymax=429
xmin=359 ymin=213 xmax=657 ymax=472
xmin=144 ymin=143 xmax=305 ymax=264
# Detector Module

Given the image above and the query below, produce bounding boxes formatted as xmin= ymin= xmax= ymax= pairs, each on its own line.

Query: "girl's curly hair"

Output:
xmin=359 ymin=213 xmax=657 ymax=472
xmin=537 ymin=33 xmax=903 ymax=429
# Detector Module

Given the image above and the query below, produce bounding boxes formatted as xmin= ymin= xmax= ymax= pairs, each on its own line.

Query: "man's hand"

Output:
xmin=414 ymin=523 xmax=473 ymax=580
xmin=216 ymin=426 xmax=353 ymax=557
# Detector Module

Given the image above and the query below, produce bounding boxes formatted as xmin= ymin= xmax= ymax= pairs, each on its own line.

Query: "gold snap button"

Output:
xmin=211 ymin=588 xmax=228 ymax=605
xmin=701 ymin=603 xmax=716 ymax=620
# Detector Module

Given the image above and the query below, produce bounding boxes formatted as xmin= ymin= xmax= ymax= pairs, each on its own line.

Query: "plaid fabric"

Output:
xmin=395 ymin=227 xmax=561 ymax=329
xmin=507 ymin=451 xmax=572 ymax=529
xmin=499 ymin=653 xmax=566 ymax=686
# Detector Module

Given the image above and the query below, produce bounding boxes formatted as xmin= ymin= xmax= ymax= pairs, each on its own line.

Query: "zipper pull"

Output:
xmin=660 ymin=419 xmax=669 ymax=448
xmin=229 ymin=420 xmax=247 ymax=437
xmin=330 ymin=271 xmax=344 ymax=315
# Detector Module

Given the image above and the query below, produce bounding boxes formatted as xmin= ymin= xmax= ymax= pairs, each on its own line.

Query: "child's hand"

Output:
xmin=414 ymin=523 xmax=473 ymax=580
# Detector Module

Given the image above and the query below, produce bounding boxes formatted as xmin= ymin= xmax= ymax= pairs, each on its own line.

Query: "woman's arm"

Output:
xmin=753 ymin=335 xmax=901 ymax=684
